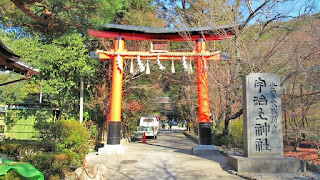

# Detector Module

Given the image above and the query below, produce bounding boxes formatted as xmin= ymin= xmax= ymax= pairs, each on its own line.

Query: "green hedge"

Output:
xmin=0 ymin=170 xmax=27 ymax=180
xmin=23 ymin=151 xmax=72 ymax=179
xmin=0 ymin=140 xmax=55 ymax=158
xmin=0 ymin=119 xmax=90 ymax=179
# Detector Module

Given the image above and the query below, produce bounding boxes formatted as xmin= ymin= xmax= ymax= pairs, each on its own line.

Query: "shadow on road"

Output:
xmin=144 ymin=129 xmax=234 ymax=172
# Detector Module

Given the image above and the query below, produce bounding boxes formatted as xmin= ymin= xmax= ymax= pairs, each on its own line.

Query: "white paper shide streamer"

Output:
xmin=182 ymin=56 xmax=188 ymax=72
xmin=202 ymin=56 xmax=208 ymax=70
xmin=157 ymin=56 xmax=166 ymax=70
xmin=137 ymin=55 xmax=145 ymax=72
xmin=146 ymin=59 xmax=150 ymax=74
xmin=116 ymin=55 xmax=123 ymax=71
xmin=130 ymin=57 xmax=134 ymax=74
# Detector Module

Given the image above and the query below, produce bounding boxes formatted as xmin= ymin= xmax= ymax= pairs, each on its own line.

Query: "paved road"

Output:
xmin=86 ymin=128 xmax=243 ymax=180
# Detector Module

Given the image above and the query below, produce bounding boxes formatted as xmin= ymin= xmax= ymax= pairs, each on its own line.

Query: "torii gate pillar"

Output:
xmin=196 ymin=39 xmax=212 ymax=145
xmin=107 ymin=37 xmax=124 ymax=145
xmin=98 ymin=37 xmax=127 ymax=155
xmin=192 ymin=39 xmax=218 ymax=155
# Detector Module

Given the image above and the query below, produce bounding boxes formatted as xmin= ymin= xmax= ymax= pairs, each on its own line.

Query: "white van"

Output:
xmin=139 ymin=116 xmax=161 ymax=132
xmin=133 ymin=115 xmax=161 ymax=139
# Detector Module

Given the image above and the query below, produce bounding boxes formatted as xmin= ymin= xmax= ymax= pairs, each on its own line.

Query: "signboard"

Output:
xmin=151 ymin=40 xmax=169 ymax=52
xmin=243 ymin=73 xmax=283 ymax=158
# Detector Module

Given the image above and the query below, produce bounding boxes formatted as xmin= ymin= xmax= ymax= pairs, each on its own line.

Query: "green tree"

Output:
xmin=0 ymin=31 xmax=96 ymax=118
xmin=0 ymin=31 xmax=42 ymax=104
xmin=113 ymin=0 xmax=166 ymax=27
xmin=34 ymin=33 xmax=96 ymax=117
xmin=0 ymin=0 xmax=123 ymax=35
xmin=0 ymin=73 xmax=30 ymax=104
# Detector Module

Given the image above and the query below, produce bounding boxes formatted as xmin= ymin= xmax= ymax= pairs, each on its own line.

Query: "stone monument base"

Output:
xmin=192 ymin=145 xmax=219 ymax=155
xmin=98 ymin=144 xmax=127 ymax=155
xmin=227 ymin=154 xmax=306 ymax=173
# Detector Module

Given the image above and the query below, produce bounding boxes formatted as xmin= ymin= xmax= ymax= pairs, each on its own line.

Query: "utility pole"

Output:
xmin=80 ymin=78 xmax=84 ymax=124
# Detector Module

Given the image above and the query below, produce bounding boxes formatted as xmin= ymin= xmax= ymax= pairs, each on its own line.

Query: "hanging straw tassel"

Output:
xmin=182 ymin=56 xmax=188 ymax=72
xmin=146 ymin=59 xmax=150 ymax=74
xmin=171 ymin=58 xmax=175 ymax=73
xmin=188 ymin=58 xmax=193 ymax=74
xmin=130 ymin=57 xmax=134 ymax=74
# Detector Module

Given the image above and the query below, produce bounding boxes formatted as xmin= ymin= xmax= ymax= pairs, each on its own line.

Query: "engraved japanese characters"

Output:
xmin=243 ymin=73 xmax=283 ymax=158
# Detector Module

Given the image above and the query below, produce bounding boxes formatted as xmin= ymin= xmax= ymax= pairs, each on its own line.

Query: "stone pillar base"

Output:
xmin=192 ymin=145 xmax=219 ymax=155
xmin=227 ymin=154 xmax=306 ymax=173
xmin=98 ymin=145 xmax=127 ymax=155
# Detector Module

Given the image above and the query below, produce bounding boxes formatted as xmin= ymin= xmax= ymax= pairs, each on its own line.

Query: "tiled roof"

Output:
xmin=102 ymin=23 xmax=242 ymax=35
xmin=0 ymin=39 xmax=38 ymax=76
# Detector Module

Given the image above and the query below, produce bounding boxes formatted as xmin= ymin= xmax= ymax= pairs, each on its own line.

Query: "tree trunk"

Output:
xmin=224 ymin=89 xmax=232 ymax=135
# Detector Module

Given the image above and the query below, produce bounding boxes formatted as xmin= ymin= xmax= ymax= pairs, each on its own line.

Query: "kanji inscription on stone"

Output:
xmin=243 ymin=73 xmax=283 ymax=158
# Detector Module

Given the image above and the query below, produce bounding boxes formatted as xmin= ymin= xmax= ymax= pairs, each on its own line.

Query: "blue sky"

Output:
xmin=161 ymin=0 xmax=319 ymax=26
xmin=241 ymin=0 xmax=319 ymax=24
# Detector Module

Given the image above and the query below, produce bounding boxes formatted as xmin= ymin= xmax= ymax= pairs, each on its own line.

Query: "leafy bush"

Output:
xmin=35 ymin=119 xmax=89 ymax=166
xmin=0 ymin=119 xmax=90 ymax=179
xmin=231 ymin=119 xmax=243 ymax=145
xmin=23 ymin=152 xmax=71 ymax=179
xmin=212 ymin=134 xmax=235 ymax=149
xmin=212 ymin=118 xmax=244 ymax=149
xmin=0 ymin=140 xmax=55 ymax=179
xmin=0 ymin=170 xmax=27 ymax=180
xmin=0 ymin=140 xmax=55 ymax=159
xmin=84 ymin=120 xmax=98 ymax=143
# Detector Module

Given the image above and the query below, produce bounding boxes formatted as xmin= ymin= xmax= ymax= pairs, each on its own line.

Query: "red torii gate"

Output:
xmin=89 ymin=24 xmax=237 ymax=147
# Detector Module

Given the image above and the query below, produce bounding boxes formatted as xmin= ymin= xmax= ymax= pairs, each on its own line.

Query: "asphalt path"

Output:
xmin=86 ymin=128 xmax=243 ymax=180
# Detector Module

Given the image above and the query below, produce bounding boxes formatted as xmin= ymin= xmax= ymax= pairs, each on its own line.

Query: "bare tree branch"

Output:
xmin=281 ymin=65 xmax=320 ymax=86
xmin=242 ymin=0 xmax=269 ymax=27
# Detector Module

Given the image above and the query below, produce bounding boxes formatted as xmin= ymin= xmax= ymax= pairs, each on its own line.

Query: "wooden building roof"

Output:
xmin=0 ymin=39 xmax=39 ymax=86
xmin=0 ymin=39 xmax=38 ymax=76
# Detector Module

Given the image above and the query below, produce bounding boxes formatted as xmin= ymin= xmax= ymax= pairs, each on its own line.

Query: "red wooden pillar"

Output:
xmin=196 ymin=38 xmax=212 ymax=145
xmin=107 ymin=37 xmax=124 ymax=145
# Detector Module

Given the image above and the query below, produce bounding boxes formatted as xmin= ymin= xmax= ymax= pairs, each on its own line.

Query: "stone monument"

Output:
xmin=244 ymin=73 xmax=283 ymax=158
xmin=227 ymin=73 xmax=306 ymax=173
